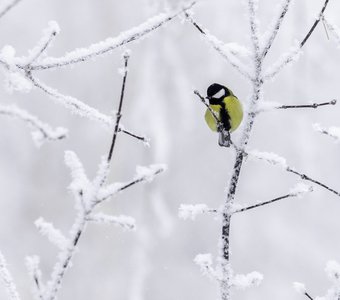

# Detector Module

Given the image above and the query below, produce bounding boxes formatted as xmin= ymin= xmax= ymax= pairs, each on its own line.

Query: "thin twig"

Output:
xmin=0 ymin=0 xmax=22 ymax=19
xmin=300 ymin=0 xmax=330 ymax=48
xmin=234 ymin=194 xmax=294 ymax=213
xmin=276 ymin=99 xmax=337 ymax=109
xmin=108 ymin=52 xmax=130 ymax=163
xmin=185 ymin=13 xmax=253 ymax=80
xmin=287 ymin=167 xmax=340 ymax=197
xmin=304 ymin=292 xmax=314 ymax=300
xmin=194 ymin=90 xmax=220 ymax=124
xmin=0 ymin=104 xmax=68 ymax=145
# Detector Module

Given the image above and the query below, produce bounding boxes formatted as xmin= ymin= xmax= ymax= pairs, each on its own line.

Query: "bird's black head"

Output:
xmin=206 ymin=83 xmax=230 ymax=104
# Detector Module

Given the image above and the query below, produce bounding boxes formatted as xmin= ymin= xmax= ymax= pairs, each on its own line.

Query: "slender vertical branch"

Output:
xmin=219 ymin=3 xmax=263 ymax=300
xmin=300 ymin=0 xmax=330 ymax=48
xmin=261 ymin=0 xmax=292 ymax=59
xmin=107 ymin=52 xmax=130 ymax=163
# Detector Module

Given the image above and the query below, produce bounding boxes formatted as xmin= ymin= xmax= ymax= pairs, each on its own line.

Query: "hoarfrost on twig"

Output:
xmin=0 ymin=104 xmax=68 ymax=147
xmin=35 ymin=218 xmax=68 ymax=250
xmin=0 ymin=252 xmax=21 ymax=300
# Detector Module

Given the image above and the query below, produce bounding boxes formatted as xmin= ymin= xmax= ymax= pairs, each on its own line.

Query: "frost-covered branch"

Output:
xmin=234 ymin=183 xmax=313 ymax=214
xmin=18 ymin=2 xmax=195 ymax=71
xmin=194 ymin=90 xmax=220 ymax=124
xmin=37 ymin=55 xmax=166 ymax=300
xmin=25 ymin=72 xmax=147 ymax=143
xmin=249 ymin=150 xmax=340 ymax=198
xmin=261 ymin=0 xmax=292 ymax=59
xmin=323 ymin=17 xmax=340 ymax=47
xmin=263 ymin=42 xmax=302 ymax=81
xmin=313 ymin=123 xmax=340 ymax=140
xmin=185 ymin=13 xmax=253 ymax=80
xmin=247 ymin=0 xmax=261 ymax=59
xmin=0 ymin=252 xmax=21 ymax=300
xmin=26 ymin=256 xmax=44 ymax=300
xmin=179 ymin=204 xmax=218 ymax=220
xmin=87 ymin=213 xmax=136 ymax=231
xmin=24 ymin=21 xmax=60 ymax=66
xmin=108 ymin=51 xmax=129 ymax=162
xmin=264 ymin=0 xmax=330 ymax=81
xmin=0 ymin=0 xmax=22 ymax=19
xmin=0 ymin=104 xmax=68 ymax=147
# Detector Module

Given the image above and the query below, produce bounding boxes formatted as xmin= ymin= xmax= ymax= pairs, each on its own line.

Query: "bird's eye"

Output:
xmin=212 ymin=89 xmax=225 ymax=99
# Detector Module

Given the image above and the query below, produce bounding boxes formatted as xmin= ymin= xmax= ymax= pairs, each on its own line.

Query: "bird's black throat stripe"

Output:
xmin=220 ymin=105 xmax=231 ymax=131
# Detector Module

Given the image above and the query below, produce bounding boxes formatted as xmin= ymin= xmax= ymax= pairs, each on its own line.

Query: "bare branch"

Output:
xmin=322 ymin=17 xmax=340 ymax=46
xmin=304 ymin=292 xmax=314 ymax=300
xmin=0 ymin=104 xmax=68 ymax=146
xmin=22 ymin=2 xmax=196 ymax=71
xmin=287 ymin=167 xmax=340 ymax=198
xmin=276 ymin=99 xmax=337 ymax=109
xmin=185 ymin=13 xmax=253 ymax=80
xmin=234 ymin=194 xmax=294 ymax=213
xmin=108 ymin=51 xmax=130 ymax=163
xmin=300 ymin=0 xmax=330 ymax=48
xmin=0 ymin=0 xmax=22 ymax=19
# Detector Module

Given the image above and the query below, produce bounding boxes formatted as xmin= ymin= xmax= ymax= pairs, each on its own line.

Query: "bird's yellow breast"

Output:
xmin=204 ymin=96 xmax=243 ymax=132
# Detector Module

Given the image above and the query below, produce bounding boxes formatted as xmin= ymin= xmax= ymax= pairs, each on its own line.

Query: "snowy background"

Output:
xmin=0 ymin=0 xmax=340 ymax=299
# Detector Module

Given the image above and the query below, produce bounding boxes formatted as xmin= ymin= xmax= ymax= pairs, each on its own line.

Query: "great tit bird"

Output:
xmin=205 ymin=83 xmax=243 ymax=147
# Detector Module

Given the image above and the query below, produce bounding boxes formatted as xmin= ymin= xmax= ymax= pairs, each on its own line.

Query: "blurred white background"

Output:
xmin=0 ymin=0 xmax=340 ymax=299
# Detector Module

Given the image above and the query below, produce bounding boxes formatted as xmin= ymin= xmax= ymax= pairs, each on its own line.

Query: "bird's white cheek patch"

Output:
xmin=212 ymin=89 xmax=225 ymax=99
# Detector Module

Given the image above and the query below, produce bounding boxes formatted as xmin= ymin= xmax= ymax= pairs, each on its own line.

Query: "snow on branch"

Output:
xmin=24 ymin=72 xmax=148 ymax=143
xmin=247 ymin=0 xmax=261 ymax=58
xmin=25 ymin=256 xmax=44 ymax=300
xmin=22 ymin=2 xmax=196 ymax=71
xmin=248 ymin=150 xmax=288 ymax=169
xmin=323 ymin=17 xmax=340 ymax=47
xmin=0 ymin=104 xmax=68 ymax=147
xmin=97 ymin=164 xmax=167 ymax=203
xmin=313 ymin=123 xmax=340 ymax=141
xmin=232 ymin=272 xmax=263 ymax=289
xmin=22 ymin=21 xmax=60 ymax=66
xmin=263 ymin=41 xmax=302 ymax=81
xmin=64 ymin=150 xmax=89 ymax=194
xmin=194 ymin=254 xmax=218 ymax=279
xmin=0 ymin=251 xmax=21 ymax=300
xmin=185 ymin=12 xmax=253 ymax=80
xmin=261 ymin=0 xmax=292 ymax=58
xmin=248 ymin=149 xmax=340 ymax=198
xmin=87 ymin=213 xmax=136 ymax=231
xmin=178 ymin=204 xmax=218 ymax=220
xmin=34 ymin=218 xmax=68 ymax=250
xmin=293 ymin=282 xmax=314 ymax=299
xmin=0 ymin=0 xmax=22 ymax=19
